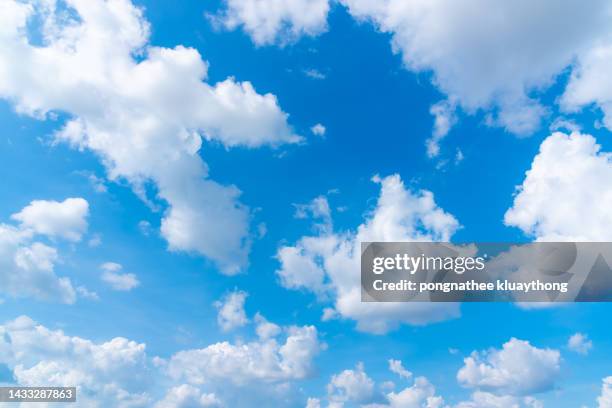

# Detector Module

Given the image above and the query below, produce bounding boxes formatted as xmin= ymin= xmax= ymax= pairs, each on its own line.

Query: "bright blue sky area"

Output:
xmin=0 ymin=1 xmax=611 ymax=406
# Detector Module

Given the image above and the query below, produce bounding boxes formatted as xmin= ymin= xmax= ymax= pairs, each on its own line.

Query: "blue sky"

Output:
xmin=0 ymin=0 xmax=611 ymax=407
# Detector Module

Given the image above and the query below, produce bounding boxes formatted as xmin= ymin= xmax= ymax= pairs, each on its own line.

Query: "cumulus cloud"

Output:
xmin=562 ymin=44 xmax=612 ymax=131
xmin=276 ymin=174 xmax=460 ymax=334
xmin=567 ymin=332 xmax=593 ymax=355
xmin=0 ymin=313 xmax=321 ymax=407
xmin=313 ymin=362 xmax=445 ymax=408
xmin=0 ymin=198 xmax=93 ymax=303
xmin=427 ymin=99 xmax=457 ymax=157
xmin=454 ymin=392 xmax=543 ymax=408
xmin=389 ymin=359 xmax=412 ymax=380
xmin=100 ymin=262 xmax=140 ymax=291
xmin=167 ymin=324 xmax=321 ymax=386
xmin=505 ymin=132 xmax=612 ymax=241
xmin=214 ymin=290 xmax=249 ymax=332
xmin=311 ymin=123 xmax=327 ymax=137
xmin=327 ymin=363 xmax=375 ymax=405
xmin=599 ymin=377 xmax=612 ymax=408
xmin=211 ymin=0 xmax=330 ymax=46
xmin=0 ymin=315 xmax=152 ymax=407
xmin=457 ymin=338 xmax=561 ymax=396
xmin=342 ymin=0 xmax=612 ymax=134
xmin=0 ymin=0 xmax=301 ymax=275
xmin=154 ymin=385 xmax=221 ymax=408
xmin=11 ymin=198 xmax=89 ymax=242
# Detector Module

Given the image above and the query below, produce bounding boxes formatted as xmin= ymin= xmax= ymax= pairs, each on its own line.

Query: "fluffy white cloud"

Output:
xmin=389 ymin=359 xmax=412 ymax=380
xmin=0 ymin=315 xmax=152 ymax=407
xmin=311 ymin=123 xmax=327 ymax=137
xmin=567 ymin=332 xmax=593 ymax=355
xmin=0 ymin=199 xmax=94 ymax=303
xmin=254 ymin=313 xmax=282 ymax=339
xmin=0 ymin=313 xmax=321 ymax=407
xmin=338 ymin=0 xmax=612 ymax=153
xmin=505 ymin=132 xmax=612 ymax=241
xmin=457 ymin=338 xmax=561 ymax=396
xmin=378 ymin=377 xmax=445 ymax=408
xmin=214 ymin=290 xmax=249 ymax=332
xmin=277 ymin=174 xmax=460 ymax=334
xmin=562 ymin=44 xmax=612 ymax=131
xmin=327 ymin=363 xmax=375 ymax=405
xmin=454 ymin=392 xmax=543 ymax=408
xmin=211 ymin=0 xmax=330 ymax=46
xmin=316 ymin=362 xmax=444 ymax=408
xmin=167 ymin=323 xmax=321 ymax=386
xmin=11 ymin=198 xmax=89 ymax=242
xmin=599 ymin=377 xmax=612 ymax=408
xmin=427 ymin=99 xmax=457 ymax=158
xmin=154 ymin=385 xmax=221 ymax=408
xmin=100 ymin=262 xmax=141 ymax=291
xmin=0 ymin=0 xmax=301 ymax=274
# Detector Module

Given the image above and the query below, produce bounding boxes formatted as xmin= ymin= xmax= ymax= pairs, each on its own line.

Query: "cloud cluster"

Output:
xmin=309 ymin=339 xmax=564 ymax=408
xmin=0 ymin=198 xmax=90 ymax=303
xmin=0 ymin=309 xmax=321 ymax=407
xmin=567 ymin=333 xmax=593 ymax=355
xmin=310 ymin=360 xmax=446 ymax=408
xmin=277 ymin=174 xmax=460 ymax=334
xmin=213 ymin=0 xmax=612 ymax=155
xmin=599 ymin=377 xmax=612 ymax=408
xmin=211 ymin=0 xmax=330 ymax=46
xmin=0 ymin=0 xmax=301 ymax=274
xmin=505 ymin=132 xmax=612 ymax=241
xmin=214 ymin=290 xmax=249 ymax=332
xmin=457 ymin=338 xmax=561 ymax=396
xmin=100 ymin=262 xmax=141 ymax=292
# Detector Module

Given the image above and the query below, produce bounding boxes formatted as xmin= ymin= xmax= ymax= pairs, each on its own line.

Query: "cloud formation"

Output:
xmin=212 ymin=0 xmax=330 ymax=46
xmin=214 ymin=290 xmax=249 ymax=332
xmin=457 ymin=338 xmax=561 ymax=396
xmin=100 ymin=262 xmax=141 ymax=292
xmin=0 ymin=0 xmax=301 ymax=274
xmin=0 ymin=198 xmax=90 ymax=303
xmin=277 ymin=174 xmax=460 ymax=334
xmin=505 ymin=132 xmax=612 ymax=241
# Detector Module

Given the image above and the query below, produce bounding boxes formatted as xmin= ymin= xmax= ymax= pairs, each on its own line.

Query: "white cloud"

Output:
xmin=378 ymin=376 xmax=445 ymax=408
xmin=339 ymin=0 xmax=612 ymax=151
xmin=454 ymin=392 xmax=543 ymax=408
xmin=276 ymin=174 xmax=460 ymax=334
xmin=0 ymin=315 xmax=152 ymax=407
xmin=457 ymin=338 xmax=561 ymax=396
xmin=562 ymin=44 xmax=612 ymax=131
xmin=427 ymin=99 xmax=457 ymax=157
xmin=389 ymin=359 xmax=412 ymax=380
xmin=0 ymin=0 xmax=301 ymax=275
xmin=317 ymin=363 xmax=444 ymax=408
xmin=166 ymin=324 xmax=321 ymax=386
xmin=211 ymin=0 xmax=330 ymax=46
xmin=0 ymin=313 xmax=321 ymax=407
xmin=155 ymin=385 xmax=221 ymax=408
xmin=599 ymin=377 xmax=612 ymax=408
xmin=327 ymin=362 xmax=375 ymax=404
xmin=0 ymin=199 xmax=94 ymax=303
xmin=304 ymin=69 xmax=327 ymax=80
xmin=306 ymin=397 xmax=322 ymax=408
xmin=505 ymin=132 xmax=612 ymax=241
xmin=11 ymin=198 xmax=89 ymax=242
xmin=567 ymin=332 xmax=593 ymax=355
xmin=311 ymin=123 xmax=327 ymax=137
xmin=100 ymin=262 xmax=140 ymax=291
xmin=254 ymin=313 xmax=281 ymax=339
xmin=214 ymin=290 xmax=249 ymax=332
